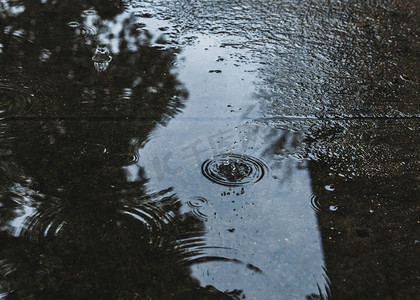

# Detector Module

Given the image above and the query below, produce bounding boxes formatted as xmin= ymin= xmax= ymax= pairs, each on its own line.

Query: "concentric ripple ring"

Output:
xmin=201 ymin=153 xmax=268 ymax=186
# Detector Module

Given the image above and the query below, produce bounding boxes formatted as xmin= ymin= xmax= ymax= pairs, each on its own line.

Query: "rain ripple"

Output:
xmin=174 ymin=235 xmax=262 ymax=273
xmin=93 ymin=143 xmax=139 ymax=165
xmin=119 ymin=193 xmax=180 ymax=244
xmin=120 ymin=193 xmax=263 ymax=273
xmin=310 ymin=194 xmax=341 ymax=214
xmin=186 ymin=196 xmax=208 ymax=221
xmin=0 ymin=80 xmax=36 ymax=119
xmin=121 ymin=203 xmax=174 ymax=231
xmin=67 ymin=21 xmax=97 ymax=41
xmin=23 ymin=204 xmax=66 ymax=241
xmin=201 ymin=153 xmax=268 ymax=186
xmin=0 ymin=182 xmax=46 ymax=239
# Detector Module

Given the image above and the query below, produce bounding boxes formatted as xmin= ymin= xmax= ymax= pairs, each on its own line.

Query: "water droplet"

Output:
xmin=68 ymin=21 xmax=80 ymax=28
xmin=325 ymin=184 xmax=335 ymax=191
xmin=134 ymin=11 xmax=153 ymax=18
xmin=136 ymin=22 xmax=147 ymax=28
xmin=400 ymin=74 xmax=411 ymax=81
xmin=329 ymin=205 xmax=339 ymax=212
xmin=81 ymin=9 xmax=97 ymax=16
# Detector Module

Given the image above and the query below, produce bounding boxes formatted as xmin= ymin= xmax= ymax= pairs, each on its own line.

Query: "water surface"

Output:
xmin=0 ymin=0 xmax=419 ymax=299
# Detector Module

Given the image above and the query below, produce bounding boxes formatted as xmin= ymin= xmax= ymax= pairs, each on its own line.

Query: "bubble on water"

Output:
xmin=201 ymin=153 xmax=268 ymax=186
xmin=92 ymin=46 xmax=112 ymax=72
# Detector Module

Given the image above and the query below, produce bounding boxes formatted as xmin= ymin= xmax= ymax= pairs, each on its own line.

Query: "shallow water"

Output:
xmin=0 ymin=0 xmax=419 ymax=299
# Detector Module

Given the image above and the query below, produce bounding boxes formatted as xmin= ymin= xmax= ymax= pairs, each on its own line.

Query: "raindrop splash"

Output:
xmin=201 ymin=153 xmax=268 ymax=186
xmin=92 ymin=46 xmax=112 ymax=72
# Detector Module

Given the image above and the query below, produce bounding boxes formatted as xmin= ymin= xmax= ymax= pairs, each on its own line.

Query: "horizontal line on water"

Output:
xmin=253 ymin=115 xmax=420 ymax=121
xmin=2 ymin=116 xmax=159 ymax=122
xmin=2 ymin=115 xmax=419 ymax=122
xmin=176 ymin=115 xmax=420 ymax=122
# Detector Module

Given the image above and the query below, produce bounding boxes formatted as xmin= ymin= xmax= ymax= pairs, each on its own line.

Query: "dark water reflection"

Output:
xmin=0 ymin=1 xmax=234 ymax=299
xmin=1 ymin=0 xmax=419 ymax=299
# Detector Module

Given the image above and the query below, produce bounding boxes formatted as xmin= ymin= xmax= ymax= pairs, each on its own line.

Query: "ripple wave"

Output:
xmin=201 ymin=153 xmax=268 ymax=186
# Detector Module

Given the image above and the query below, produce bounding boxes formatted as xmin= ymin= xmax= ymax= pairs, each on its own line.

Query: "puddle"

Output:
xmin=136 ymin=34 xmax=327 ymax=298
xmin=0 ymin=0 xmax=419 ymax=299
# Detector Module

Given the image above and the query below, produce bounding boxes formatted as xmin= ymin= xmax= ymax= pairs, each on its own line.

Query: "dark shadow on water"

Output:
xmin=304 ymin=2 xmax=420 ymax=299
xmin=0 ymin=1 xmax=242 ymax=299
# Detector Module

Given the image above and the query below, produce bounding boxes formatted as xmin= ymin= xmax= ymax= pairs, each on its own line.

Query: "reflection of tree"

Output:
xmin=0 ymin=1 xmax=241 ymax=298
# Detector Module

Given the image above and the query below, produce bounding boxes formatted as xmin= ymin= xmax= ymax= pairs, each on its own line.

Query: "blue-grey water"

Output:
xmin=0 ymin=1 xmax=419 ymax=299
